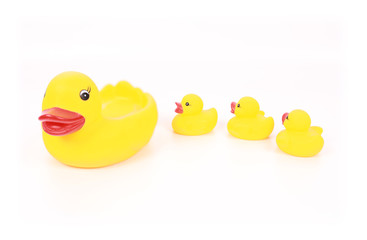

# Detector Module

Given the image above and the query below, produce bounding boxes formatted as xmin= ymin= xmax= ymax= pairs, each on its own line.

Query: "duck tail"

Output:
xmin=311 ymin=126 xmax=323 ymax=135
xmin=116 ymin=81 xmax=146 ymax=105
xmin=101 ymin=81 xmax=146 ymax=106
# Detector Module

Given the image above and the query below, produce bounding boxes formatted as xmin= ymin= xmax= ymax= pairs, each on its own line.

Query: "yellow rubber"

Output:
xmin=41 ymin=71 xmax=158 ymax=168
xmin=172 ymin=94 xmax=217 ymax=135
xmin=276 ymin=110 xmax=324 ymax=157
xmin=227 ymin=97 xmax=274 ymax=140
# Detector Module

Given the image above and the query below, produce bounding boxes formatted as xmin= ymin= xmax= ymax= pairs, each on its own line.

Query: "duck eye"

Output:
xmin=237 ymin=104 xmax=240 ymax=108
xmin=80 ymin=90 xmax=90 ymax=101
xmin=286 ymin=116 xmax=289 ymax=120
xmin=185 ymin=102 xmax=189 ymax=106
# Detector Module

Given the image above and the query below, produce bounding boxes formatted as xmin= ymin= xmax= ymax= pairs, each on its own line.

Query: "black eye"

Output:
xmin=237 ymin=104 xmax=240 ymax=107
xmin=185 ymin=102 xmax=189 ymax=106
xmin=80 ymin=90 xmax=90 ymax=101
xmin=286 ymin=116 xmax=289 ymax=120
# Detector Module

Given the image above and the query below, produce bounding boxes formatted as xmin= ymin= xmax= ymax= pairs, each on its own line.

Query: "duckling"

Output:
xmin=39 ymin=71 xmax=158 ymax=168
xmin=172 ymin=94 xmax=217 ymax=135
xmin=276 ymin=109 xmax=324 ymax=157
xmin=227 ymin=97 xmax=274 ymax=140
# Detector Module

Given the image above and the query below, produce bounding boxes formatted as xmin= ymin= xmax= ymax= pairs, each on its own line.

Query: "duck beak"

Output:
xmin=282 ymin=112 xmax=289 ymax=125
xmin=231 ymin=102 xmax=236 ymax=114
xmin=175 ymin=102 xmax=183 ymax=114
xmin=38 ymin=107 xmax=85 ymax=136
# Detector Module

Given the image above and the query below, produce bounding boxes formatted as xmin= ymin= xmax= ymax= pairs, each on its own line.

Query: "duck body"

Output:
xmin=227 ymin=114 xmax=274 ymax=140
xmin=40 ymin=72 xmax=158 ymax=168
xmin=227 ymin=97 xmax=274 ymax=140
xmin=172 ymin=108 xmax=218 ymax=135
xmin=172 ymin=94 xmax=217 ymax=135
xmin=276 ymin=127 xmax=324 ymax=157
xmin=276 ymin=110 xmax=323 ymax=157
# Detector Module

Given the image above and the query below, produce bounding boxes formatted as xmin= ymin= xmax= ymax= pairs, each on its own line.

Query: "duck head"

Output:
xmin=175 ymin=94 xmax=203 ymax=115
xmin=282 ymin=109 xmax=311 ymax=131
xmin=231 ymin=97 xmax=260 ymax=117
xmin=39 ymin=71 xmax=102 ymax=136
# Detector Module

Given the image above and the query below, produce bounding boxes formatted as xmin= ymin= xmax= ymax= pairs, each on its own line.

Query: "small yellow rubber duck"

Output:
xmin=39 ymin=71 xmax=158 ymax=168
xmin=276 ymin=109 xmax=324 ymax=157
xmin=172 ymin=94 xmax=217 ymax=135
xmin=227 ymin=97 xmax=274 ymax=140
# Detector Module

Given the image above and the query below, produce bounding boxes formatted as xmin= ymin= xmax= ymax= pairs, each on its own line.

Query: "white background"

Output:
xmin=2 ymin=0 xmax=367 ymax=239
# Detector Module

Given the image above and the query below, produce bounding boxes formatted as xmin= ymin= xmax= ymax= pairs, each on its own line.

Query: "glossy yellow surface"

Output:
xmin=276 ymin=110 xmax=324 ymax=157
xmin=227 ymin=97 xmax=274 ymax=140
xmin=172 ymin=94 xmax=217 ymax=135
xmin=41 ymin=71 xmax=158 ymax=168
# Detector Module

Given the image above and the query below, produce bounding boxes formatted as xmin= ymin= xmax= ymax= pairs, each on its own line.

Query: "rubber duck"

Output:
xmin=39 ymin=71 xmax=158 ymax=168
xmin=276 ymin=109 xmax=324 ymax=157
xmin=172 ymin=94 xmax=217 ymax=135
xmin=227 ymin=97 xmax=274 ymax=140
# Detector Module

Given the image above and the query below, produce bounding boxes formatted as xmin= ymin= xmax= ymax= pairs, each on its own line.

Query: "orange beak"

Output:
xmin=39 ymin=107 xmax=85 ymax=136
xmin=175 ymin=102 xmax=183 ymax=114
xmin=231 ymin=102 xmax=236 ymax=114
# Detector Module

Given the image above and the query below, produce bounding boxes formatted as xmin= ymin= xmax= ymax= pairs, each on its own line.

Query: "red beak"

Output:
xmin=282 ymin=112 xmax=289 ymax=125
xmin=175 ymin=102 xmax=183 ymax=114
xmin=231 ymin=102 xmax=236 ymax=114
xmin=39 ymin=107 xmax=85 ymax=136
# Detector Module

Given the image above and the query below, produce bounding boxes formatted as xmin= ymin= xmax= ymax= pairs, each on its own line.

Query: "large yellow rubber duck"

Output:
xmin=227 ymin=97 xmax=274 ymax=140
xmin=276 ymin=109 xmax=324 ymax=157
xmin=38 ymin=71 xmax=158 ymax=168
xmin=172 ymin=94 xmax=217 ymax=135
